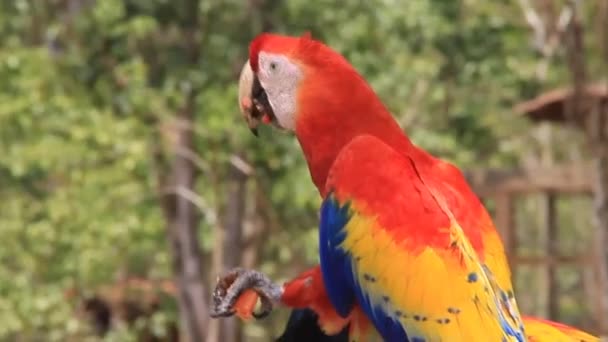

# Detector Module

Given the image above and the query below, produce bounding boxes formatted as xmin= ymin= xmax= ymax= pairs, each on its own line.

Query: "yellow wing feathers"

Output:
xmin=342 ymin=209 xmax=525 ymax=341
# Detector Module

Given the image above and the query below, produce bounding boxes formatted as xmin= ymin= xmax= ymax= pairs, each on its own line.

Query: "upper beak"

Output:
xmin=238 ymin=61 xmax=260 ymax=136
xmin=238 ymin=60 xmax=276 ymax=136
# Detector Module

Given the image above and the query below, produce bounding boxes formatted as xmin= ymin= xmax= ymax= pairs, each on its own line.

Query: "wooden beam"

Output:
xmin=465 ymin=163 xmax=594 ymax=197
xmin=544 ymin=192 xmax=559 ymax=321
xmin=495 ymin=194 xmax=517 ymax=273
xmin=513 ymin=255 xmax=592 ymax=265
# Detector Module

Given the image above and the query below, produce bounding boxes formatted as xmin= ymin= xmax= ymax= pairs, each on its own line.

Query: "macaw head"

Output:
xmin=238 ymin=32 xmax=382 ymax=135
xmin=238 ymin=33 xmax=410 ymax=192
xmin=238 ymin=33 xmax=302 ymax=135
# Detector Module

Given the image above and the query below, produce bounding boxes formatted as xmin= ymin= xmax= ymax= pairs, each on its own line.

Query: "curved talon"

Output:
xmin=252 ymin=295 xmax=274 ymax=319
xmin=210 ymin=268 xmax=282 ymax=320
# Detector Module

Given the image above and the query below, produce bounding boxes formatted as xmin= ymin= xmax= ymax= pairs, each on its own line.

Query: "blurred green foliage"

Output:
xmin=0 ymin=0 xmax=603 ymax=340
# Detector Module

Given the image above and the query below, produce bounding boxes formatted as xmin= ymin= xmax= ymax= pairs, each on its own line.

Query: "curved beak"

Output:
xmin=238 ymin=61 xmax=276 ymax=136
xmin=238 ymin=61 xmax=259 ymax=136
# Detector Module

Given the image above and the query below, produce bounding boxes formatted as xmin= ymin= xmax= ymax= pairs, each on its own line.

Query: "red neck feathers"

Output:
xmin=289 ymin=36 xmax=427 ymax=196
xmin=248 ymin=33 xmax=431 ymax=195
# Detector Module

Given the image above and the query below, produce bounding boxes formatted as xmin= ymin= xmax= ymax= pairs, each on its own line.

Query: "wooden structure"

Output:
xmin=465 ymin=163 xmax=596 ymax=313
xmin=514 ymin=83 xmax=608 ymax=126
xmin=466 ymin=83 xmax=608 ymax=335
xmin=466 ymin=162 xmax=601 ymax=333
xmin=518 ymin=83 xmax=608 ymax=337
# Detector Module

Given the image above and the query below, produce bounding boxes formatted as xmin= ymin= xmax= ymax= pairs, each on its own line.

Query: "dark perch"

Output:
xmin=276 ymin=309 xmax=348 ymax=342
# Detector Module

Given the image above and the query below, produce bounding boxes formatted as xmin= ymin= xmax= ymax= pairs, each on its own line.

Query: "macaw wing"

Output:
xmin=319 ymin=135 xmax=525 ymax=342
xmin=430 ymin=155 xmax=522 ymax=326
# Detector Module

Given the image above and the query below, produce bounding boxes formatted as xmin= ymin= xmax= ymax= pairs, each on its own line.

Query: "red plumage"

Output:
xmin=228 ymin=33 xmax=598 ymax=342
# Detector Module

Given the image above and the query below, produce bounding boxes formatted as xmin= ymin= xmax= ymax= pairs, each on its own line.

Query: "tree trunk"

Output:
xmin=564 ymin=0 xmax=587 ymax=116
xmin=242 ymin=183 xmax=271 ymax=269
xmin=564 ymin=0 xmax=608 ymax=334
xmin=594 ymin=3 xmax=608 ymax=330
xmin=219 ymin=158 xmax=249 ymax=342
xmin=592 ymin=151 xmax=608 ymax=335
xmin=160 ymin=97 xmax=209 ymax=342
xmin=154 ymin=2 xmax=207 ymax=337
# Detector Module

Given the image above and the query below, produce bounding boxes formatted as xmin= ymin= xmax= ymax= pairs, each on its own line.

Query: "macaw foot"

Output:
xmin=210 ymin=267 xmax=283 ymax=320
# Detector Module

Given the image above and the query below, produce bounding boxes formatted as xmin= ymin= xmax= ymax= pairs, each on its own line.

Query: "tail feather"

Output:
xmin=276 ymin=310 xmax=599 ymax=342
xmin=523 ymin=316 xmax=599 ymax=342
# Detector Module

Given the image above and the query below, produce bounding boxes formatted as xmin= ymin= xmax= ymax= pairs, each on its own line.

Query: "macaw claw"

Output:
xmin=210 ymin=267 xmax=282 ymax=320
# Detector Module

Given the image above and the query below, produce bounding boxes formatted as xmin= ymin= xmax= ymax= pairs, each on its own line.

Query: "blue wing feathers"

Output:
xmin=319 ymin=194 xmax=409 ymax=341
xmin=319 ymin=196 xmax=355 ymax=317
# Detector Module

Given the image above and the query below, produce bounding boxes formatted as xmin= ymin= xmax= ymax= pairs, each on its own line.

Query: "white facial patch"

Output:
xmin=257 ymin=52 xmax=302 ymax=131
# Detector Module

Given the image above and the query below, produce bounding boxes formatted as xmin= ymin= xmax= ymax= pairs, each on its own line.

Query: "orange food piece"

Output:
xmin=233 ymin=289 xmax=259 ymax=321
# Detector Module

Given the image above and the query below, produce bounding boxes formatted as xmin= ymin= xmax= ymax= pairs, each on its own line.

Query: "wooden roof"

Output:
xmin=514 ymin=83 xmax=608 ymax=123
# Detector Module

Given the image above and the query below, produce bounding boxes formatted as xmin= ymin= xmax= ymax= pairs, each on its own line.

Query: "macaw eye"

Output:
xmin=269 ymin=61 xmax=278 ymax=71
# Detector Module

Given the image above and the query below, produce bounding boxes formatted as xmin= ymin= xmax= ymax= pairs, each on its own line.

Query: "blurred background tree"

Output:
xmin=0 ymin=0 xmax=605 ymax=341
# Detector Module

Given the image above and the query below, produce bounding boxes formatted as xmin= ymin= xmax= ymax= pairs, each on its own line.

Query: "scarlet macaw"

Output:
xmin=211 ymin=33 xmax=598 ymax=342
